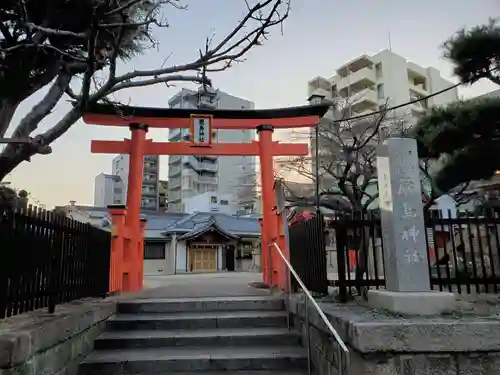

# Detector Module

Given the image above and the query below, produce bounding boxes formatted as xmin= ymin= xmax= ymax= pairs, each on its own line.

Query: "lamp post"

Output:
xmin=307 ymin=94 xmax=326 ymax=214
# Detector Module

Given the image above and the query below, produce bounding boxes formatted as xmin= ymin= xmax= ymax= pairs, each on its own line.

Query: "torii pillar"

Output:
xmin=257 ymin=124 xmax=279 ymax=286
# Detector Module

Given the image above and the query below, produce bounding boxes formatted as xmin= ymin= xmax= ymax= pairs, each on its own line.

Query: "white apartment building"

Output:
xmin=94 ymin=155 xmax=161 ymax=211
xmin=183 ymin=192 xmax=239 ymax=215
xmin=307 ymin=49 xmax=460 ymax=201
xmin=167 ymin=86 xmax=257 ymax=213
xmin=308 ymin=49 xmax=459 ymax=121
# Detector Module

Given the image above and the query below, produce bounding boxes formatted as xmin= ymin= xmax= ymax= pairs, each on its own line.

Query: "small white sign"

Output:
xmin=191 ymin=116 xmax=212 ymax=146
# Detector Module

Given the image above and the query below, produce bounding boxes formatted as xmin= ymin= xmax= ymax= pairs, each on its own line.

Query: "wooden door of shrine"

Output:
xmin=189 ymin=248 xmax=217 ymax=273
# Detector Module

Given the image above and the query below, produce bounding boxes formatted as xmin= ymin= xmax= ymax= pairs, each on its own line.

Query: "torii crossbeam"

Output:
xmin=84 ymin=102 xmax=329 ymax=292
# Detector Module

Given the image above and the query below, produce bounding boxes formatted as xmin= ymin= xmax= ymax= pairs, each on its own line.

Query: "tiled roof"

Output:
xmin=72 ymin=206 xmax=260 ymax=239
xmin=177 ymin=216 xmax=239 ymax=241
xmin=163 ymin=212 xmax=260 ymax=236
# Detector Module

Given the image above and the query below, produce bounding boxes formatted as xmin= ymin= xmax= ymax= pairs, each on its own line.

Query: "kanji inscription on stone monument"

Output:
xmin=376 ymin=137 xmax=430 ymax=292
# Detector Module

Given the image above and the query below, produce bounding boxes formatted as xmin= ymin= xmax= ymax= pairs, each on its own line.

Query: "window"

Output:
xmin=210 ymin=196 xmax=218 ymax=203
xmin=144 ymin=243 xmax=166 ymax=259
xmin=375 ymin=63 xmax=382 ymax=79
xmin=377 ymin=83 xmax=384 ymax=99
xmin=220 ymin=200 xmax=229 ymax=205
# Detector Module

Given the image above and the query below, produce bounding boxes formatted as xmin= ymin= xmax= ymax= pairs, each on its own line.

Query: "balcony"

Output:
xmin=337 ymin=67 xmax=376 ymax=93
xmin=169 ymin=182 xmax=181 ymax=192
xmin=143 ymin=174 xmax=157 ymax=185
xmin=169 ymin=155 xmax=181 ymax=164
xmin=350 ymin=88 xmax=378 ymax=114
xmin=144 ymin=162 xmax=157 ymax=172
xmin=142 ymin=191 xmax=158 ymax=199
xmin=407 ymin=67 xmax=428 ymax=96
xmin=409 ymin=90 xmax=428 ymax=110
xmin=307 ymin=77 xmax=332 ymax=99
xmin=197 ymin=176 xmax=218 ymax=184
xmin=169 ymin=165 xmax=182 ymax=177
xmin=183 ymin=156 xmax=217 ymax=173
xmin=336 ymin=55 xmax=374 ymax=77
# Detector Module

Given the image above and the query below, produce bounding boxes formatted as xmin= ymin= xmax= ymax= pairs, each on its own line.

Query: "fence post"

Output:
xmin=0 ymin=208 xmax=12 ymax=319
xmin=335 ymin=221 xmax=348 ymax=302
xmin=48 ymin=210 xmax=61 ymax=314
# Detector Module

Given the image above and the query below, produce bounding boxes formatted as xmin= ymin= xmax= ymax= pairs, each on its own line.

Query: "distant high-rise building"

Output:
xmin=167 ymin=86 xmax=257 ymax=213
xmin=93 ymin=155 xmax=161 ymax=211
xmin=308 ymin=49 xmax=459 ymax=120
xmin=94 ymin=173 xmax=123 ymax=207
xmin=307 ymin=49 xmax=460 ymax=192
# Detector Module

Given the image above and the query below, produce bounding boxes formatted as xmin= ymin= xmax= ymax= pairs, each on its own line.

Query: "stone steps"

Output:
xmin=106 ymin=310 xmax=288 ymax=330
xmin=117 ymin=296 xmax=285 ymax=313
xmin=79 ymin=345 xmax=307 ymax=374
xmin=95 ymin=327 xmax=300 ymax=349
xmin=79 ymin=295 xmax=306 ymax=375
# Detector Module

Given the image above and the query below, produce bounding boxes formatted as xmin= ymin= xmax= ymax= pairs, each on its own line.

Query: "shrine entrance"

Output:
xmin=83 ymin=102 xmax=329 ymax=293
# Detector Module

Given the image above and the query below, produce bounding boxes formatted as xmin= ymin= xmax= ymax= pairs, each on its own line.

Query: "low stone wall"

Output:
xmin=290 ymin=295 xmax=500 ymax=375
xmin=0 ymin=298 xmax=118 ymax=375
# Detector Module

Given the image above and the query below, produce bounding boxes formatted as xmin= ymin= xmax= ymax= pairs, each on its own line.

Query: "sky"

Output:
xmin=4 ymin=0 xmax=499 ymax=208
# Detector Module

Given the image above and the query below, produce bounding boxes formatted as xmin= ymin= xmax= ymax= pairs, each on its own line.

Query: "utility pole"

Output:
xmin=307 ymin=94 xmax=327 ymax=214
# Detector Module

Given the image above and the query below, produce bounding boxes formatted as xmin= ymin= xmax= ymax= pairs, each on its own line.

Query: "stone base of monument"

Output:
xmin=368 ymin=289 xmax=456 ymax=316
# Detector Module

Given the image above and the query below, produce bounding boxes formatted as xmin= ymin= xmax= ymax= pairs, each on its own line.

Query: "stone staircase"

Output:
xmin=79 ymin=295 xmax=307 ymax=375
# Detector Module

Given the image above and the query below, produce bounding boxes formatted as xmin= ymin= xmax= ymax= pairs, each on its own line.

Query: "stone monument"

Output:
xmin=369 ymin=137 xmax=455 ymax=315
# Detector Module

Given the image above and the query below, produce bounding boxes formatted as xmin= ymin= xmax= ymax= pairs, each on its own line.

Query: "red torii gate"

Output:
xmin=83 ymin=103 xmax=328 ymax=292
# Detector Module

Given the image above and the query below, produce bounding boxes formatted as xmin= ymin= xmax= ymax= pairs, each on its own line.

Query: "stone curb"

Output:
xmin=0 ymin=297 xmax=119 ymax=369
xmin=289 ymin=296 xmax=500 ymax=353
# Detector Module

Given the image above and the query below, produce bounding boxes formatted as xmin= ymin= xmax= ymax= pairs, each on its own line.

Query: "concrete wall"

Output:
xmin=143 ymin=240 xmax=174 ymax=276
xmin=0 ymin=298 xmax=117 ymax=375
xmin=290 ymin=295 xmax=500 ymax=375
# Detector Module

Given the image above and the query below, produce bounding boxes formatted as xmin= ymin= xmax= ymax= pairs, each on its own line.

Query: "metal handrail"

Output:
xmin=270 ymin=242 xmax=350 ymax=375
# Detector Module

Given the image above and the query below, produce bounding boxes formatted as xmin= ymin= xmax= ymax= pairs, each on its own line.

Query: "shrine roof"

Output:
xmin=177 ymin=216 xmax=239 ymax=241
xmin=163 ymin=211 xmax=260 ymax=237
xmin=70 ymin=206 xmax=260 ymax=239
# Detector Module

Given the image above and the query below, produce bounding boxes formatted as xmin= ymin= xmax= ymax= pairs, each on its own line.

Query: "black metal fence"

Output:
xmin=0 ymin=206 xmax=111 ymax=319
xmin=328 ymin=210 xmax=500 ymax=300
xmin=288 ymin=214 xmax=328 ymax=295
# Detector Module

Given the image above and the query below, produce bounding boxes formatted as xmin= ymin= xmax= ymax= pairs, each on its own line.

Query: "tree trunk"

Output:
xmin=0 ymin=99 xmax=19 ymax=137
xmin=0 ymin=106 xmax=82 ymax=181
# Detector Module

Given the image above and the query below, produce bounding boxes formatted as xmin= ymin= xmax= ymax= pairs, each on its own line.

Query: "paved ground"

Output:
xmin=139 ymin=272 xmax=270 ymax=299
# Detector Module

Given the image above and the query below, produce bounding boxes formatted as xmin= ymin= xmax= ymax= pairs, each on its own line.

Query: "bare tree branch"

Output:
xmin=0 ymin=0 xmax=291 ymax=180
